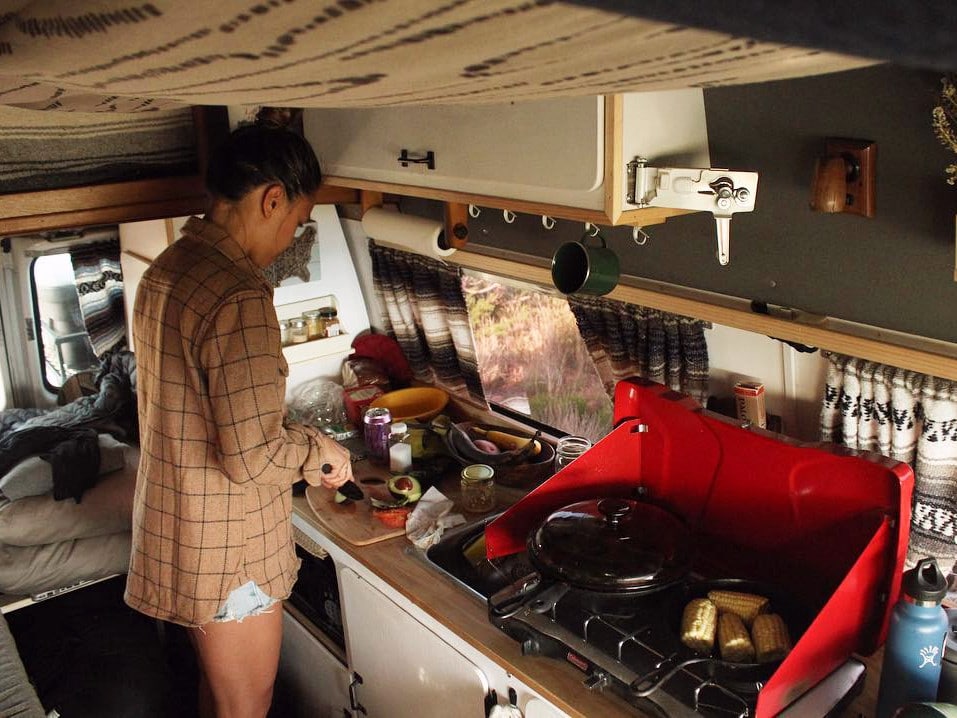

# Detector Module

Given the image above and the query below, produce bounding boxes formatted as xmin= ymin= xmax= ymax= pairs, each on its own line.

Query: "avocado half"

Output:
xmin=388 ymin=474 xmax=422 ymax=503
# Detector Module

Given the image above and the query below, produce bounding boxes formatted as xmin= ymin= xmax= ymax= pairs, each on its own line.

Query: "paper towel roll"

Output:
xmin=361 ymin=207 xmax=455 ymax=258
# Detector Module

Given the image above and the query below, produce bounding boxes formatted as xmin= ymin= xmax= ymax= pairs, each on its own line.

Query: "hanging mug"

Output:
xmin=550 ymin=232 xmax=620 ymax=296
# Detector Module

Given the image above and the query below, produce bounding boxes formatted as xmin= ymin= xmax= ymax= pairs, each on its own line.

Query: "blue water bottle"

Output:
xmin=877 ymin=558 xmax=950 ymax=718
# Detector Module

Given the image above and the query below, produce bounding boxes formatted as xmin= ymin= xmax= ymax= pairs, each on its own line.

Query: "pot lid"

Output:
xmin=528 ymin=498 xmax=692 ymax=592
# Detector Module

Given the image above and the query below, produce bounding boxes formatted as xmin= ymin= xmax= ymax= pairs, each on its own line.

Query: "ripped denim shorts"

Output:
xmin=212 ymin=580 xmax=278 ymax=623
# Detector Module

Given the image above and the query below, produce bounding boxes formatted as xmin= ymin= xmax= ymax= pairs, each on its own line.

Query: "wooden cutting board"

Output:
xmin=304 ymin=475 xmax=408 ymax=546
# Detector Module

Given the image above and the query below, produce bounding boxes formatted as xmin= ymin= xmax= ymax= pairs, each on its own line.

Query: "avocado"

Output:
xmin=387 ymin=474 xmax=422 ymax=503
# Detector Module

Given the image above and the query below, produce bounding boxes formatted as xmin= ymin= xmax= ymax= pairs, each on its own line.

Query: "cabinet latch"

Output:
xmin=349 ymin=672 xmax=367 ymax=715
xmin=397 ymin=149 xmax=435 ymax=170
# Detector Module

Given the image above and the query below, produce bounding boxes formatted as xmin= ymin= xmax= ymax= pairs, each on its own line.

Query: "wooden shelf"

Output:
xmin=451 ymin=249 xmax=957 ymax=382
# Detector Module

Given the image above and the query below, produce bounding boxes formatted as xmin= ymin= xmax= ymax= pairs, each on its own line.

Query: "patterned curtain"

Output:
xmin=370 ymin=243 xmax=485 ymax=405
xmin=821 ymin=352 xmax=957 ymax=577
xmin=68 ymin=240 xmax=127 ymax=358
xmin=567 ymin=295 xmax=710 ymax=405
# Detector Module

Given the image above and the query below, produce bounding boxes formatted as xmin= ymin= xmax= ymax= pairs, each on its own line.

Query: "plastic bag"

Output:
xmin=287 ymin=379 xmax=347 ymax=429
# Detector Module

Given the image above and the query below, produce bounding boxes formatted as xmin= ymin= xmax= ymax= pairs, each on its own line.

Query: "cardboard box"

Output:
xmin=734 ymin=381 xmax=767 ymax=429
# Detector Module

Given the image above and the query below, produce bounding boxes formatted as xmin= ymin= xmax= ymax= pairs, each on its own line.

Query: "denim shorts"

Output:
xmin=212 ymin=580 xmax=278 ymax=623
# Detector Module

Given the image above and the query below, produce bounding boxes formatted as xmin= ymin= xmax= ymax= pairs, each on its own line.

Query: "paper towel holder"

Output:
xmin=444 ymin=202 xmax=470 ymax=249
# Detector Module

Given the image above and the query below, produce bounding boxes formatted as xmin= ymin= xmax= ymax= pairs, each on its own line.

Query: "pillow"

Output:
xmin=0 ymin=446 xmax=138 ymax=546
xmin=0 ymin=434 xmax=129 ymax=501
xmin=0 ymin=531 xmax=131 ymax=596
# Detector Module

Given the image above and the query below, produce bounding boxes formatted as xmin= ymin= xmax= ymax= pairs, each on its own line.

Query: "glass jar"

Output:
xmin=320 ymin=306 xmax=341 ymax=337
xmin=554 ymin=435 xmax=592 ymax=472
xmin=363 ymin=407 xmax=392 ymax=466
xmin=460 ymin=464 xmax=495 ymax=513
xmin=278 ymin=318 xmax=292 ymax=347
xmin=288 ymin=318 xmax=309 ymax=344
xmin=302 ymin=309 xmax=324 ymax=340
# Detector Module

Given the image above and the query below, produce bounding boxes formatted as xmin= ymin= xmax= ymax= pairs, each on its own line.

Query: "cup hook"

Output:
xmin=584 ymin=222 xmax=600 ymax=237
xmin=542 ymin=215 xmax=556 ymax=230
xmin=632 ymin=226 xmax=650 ymax=246
xmin=468 ymin=204 xmax=481 ymax=218
xmin=503 ymin=209 xmax=517 ymax=224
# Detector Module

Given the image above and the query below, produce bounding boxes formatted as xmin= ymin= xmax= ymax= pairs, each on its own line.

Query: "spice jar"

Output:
xmin=389 ymin=422 xmax=413 ymax=473
xmin=279 ymin=319 xmax=292 ymax=347
xmin=460 ymin=464 xmax=495 ymax=513
xmin=363 ymin=407 xmax=392 ymax=466
xmin=302 ymin=309 xmax=324 ymax=340
xmin=288 ymin=318 xmax=309 ymax=344
xmin=319 ymin=306 xmax=341 ymax=337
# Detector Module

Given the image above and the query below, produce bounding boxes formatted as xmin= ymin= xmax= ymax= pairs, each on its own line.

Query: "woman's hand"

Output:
xmin=312 ymin=434 xmax=354 ymax=489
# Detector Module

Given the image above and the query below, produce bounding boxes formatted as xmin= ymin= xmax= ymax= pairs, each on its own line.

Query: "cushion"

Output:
xmin=0 ymin=447 xmax=138 ymax=546
xmin=0 ymin=532 xmax=131 ymax=597
xmin=0 ymin=434 xmax=129 ymax=502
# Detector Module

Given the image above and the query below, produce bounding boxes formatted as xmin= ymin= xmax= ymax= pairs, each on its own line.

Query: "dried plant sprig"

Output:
xmin=933 ymin=74 xmax=957 ymax=184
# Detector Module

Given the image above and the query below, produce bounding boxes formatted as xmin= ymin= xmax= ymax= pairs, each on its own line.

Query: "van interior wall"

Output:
xmin=400 ymin=63 xmax=954 ymax=441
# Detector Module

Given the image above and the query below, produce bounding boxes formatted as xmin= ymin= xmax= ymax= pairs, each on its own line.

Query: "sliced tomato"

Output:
xmin=374 ymin=506 xmax=411 ymax=528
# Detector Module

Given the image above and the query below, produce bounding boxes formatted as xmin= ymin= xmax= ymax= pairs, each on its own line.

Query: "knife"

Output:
xmin=325 ymin=463 xmax=365 ymax=501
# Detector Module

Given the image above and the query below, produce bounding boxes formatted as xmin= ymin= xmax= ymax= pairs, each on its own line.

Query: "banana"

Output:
xmin=472 ymin=427 xmax=542 ymax=455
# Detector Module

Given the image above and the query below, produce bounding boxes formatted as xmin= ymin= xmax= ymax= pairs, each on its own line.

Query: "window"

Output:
xmin=462 ymin=271 xmax=612 ymax=443
xmin=30 ymin=252 xmax=100 ymax=391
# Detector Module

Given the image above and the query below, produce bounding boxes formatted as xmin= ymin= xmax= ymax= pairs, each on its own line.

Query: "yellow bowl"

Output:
xmin=370 ymin=387 xmax=449 ymax=423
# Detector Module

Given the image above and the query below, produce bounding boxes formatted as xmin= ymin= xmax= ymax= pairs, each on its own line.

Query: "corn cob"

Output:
xmin=680 ymin=598 xmax=718 ymax=654
xmin=717 ymin=612 xmax=756 ymax=663
xmin=707 ymin=589 xmax=769 ymax=626
xmin=752 ymin=613 xmax=792 ymax=663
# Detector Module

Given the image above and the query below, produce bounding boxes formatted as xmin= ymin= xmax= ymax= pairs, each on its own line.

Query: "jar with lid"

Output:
xmin=287 ymin=318 xmax=309 ymax=344
xmin=460 ymin=464 xmax=495 ymax=513
xmin=363 ymin=407 xmax=392 ymax=466
xmin=388 ymin=422 xmax=413 ymax=473
xmin=301 ymin=309 xmax=324 ymax=340
xmin=278 ymin=318 xmax=292 ymax=347
xmin=319 ymin=307 xmax=341 ymax=337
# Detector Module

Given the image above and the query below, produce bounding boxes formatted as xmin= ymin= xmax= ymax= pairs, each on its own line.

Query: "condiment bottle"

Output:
xmin=877 ymin=557 xmax=950 ymax=718
xmin=320 ymin=306 xmax=341 ymax=337
xmin=302 ymin=309 xmax=324 ymax=340
xmin=288 ymin=318 xmax=309 ymax=344
xmin=388 ymin=422 xmax=413 ymax=473
xmin=363 ymin=407 xmax=392 ymax=466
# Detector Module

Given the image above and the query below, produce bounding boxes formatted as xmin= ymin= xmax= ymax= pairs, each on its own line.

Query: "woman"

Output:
xmin=125 ymin=124 xmax=353 ymax=718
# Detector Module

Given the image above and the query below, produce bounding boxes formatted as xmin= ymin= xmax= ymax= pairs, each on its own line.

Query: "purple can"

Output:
xmin=363 ymin=407 xmax=392 ymax=465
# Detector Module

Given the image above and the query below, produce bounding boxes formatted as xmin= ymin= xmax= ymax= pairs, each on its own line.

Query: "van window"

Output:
xmin=30 ymin=253 xmax=100 ymax=391
xmin=462 ymin=272 xmax=612 ymax=442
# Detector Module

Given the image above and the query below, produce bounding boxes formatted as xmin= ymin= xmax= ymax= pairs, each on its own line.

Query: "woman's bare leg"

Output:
xmin=188 ymin=603 xmax=283 ymax=718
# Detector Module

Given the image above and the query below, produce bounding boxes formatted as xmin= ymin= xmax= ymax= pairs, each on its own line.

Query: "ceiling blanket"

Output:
xmin=0 ymin=0 xmax=876 ymax=113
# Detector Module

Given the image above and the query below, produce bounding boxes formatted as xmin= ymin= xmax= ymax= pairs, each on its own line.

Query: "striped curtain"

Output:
xmin=821 ymin=352 xmax=957 ymax=577
xmin=370 ymin=243 xmax=485 ymax=405
xmin=68 ymin=240 xmax=127 ymax=358
xmin=568 ymin=295 xmax=710 ymax=405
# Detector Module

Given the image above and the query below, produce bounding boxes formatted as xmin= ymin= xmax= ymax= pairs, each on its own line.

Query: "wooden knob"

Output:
xmin=810 ymin=156 xmax=848 ymax=213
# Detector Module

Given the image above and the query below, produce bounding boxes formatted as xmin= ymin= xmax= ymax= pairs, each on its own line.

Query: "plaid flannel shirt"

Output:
xmin=125 ymin=217 xmax=324 ymax=626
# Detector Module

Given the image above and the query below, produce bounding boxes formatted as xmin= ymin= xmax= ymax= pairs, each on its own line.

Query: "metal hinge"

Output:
xmin=24 ymin=317 xmax=34 ymax=341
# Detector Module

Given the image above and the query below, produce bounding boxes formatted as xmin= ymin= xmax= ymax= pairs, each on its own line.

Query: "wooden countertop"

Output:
xmin=292 ymin=473 xmax=881 ymax=717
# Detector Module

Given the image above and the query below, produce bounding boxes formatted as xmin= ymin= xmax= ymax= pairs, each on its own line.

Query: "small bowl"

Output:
xmin=370 ymin=387 xmax=449 ymax=423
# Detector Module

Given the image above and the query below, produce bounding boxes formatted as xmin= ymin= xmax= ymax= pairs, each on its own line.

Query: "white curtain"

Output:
xmin=821 ymin=352 xmax=957 ymax=578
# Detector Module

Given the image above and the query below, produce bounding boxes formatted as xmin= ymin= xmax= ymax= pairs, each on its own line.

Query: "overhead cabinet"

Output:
xmin=304 ymin=91 xmax=711 ymax=226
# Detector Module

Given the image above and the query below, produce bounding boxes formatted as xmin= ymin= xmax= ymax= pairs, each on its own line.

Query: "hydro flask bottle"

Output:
xmin=877 ymin=558 xmax=950 ymax=718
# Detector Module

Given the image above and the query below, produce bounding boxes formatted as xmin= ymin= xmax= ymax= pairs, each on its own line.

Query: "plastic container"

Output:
xmin=877 ymin=558 xmax=950 ymax=718
xmin=461 ymin=464 xmax=495 ymax=513
xmin=363 ymin=407 xmax=392 ymax=466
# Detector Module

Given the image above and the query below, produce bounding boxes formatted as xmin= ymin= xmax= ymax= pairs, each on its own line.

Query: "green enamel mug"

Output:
xmin=550 ymin=232 xmax=620 ymax=296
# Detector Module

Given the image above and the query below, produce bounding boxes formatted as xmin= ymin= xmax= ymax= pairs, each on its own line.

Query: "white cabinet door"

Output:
xmin=304 ymin=96 xmax=605 ymax=208
xmin=340 ymin=567 xmax=490 ymax=717
xmin=276 ymin=606 xmax=353 ymax=718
